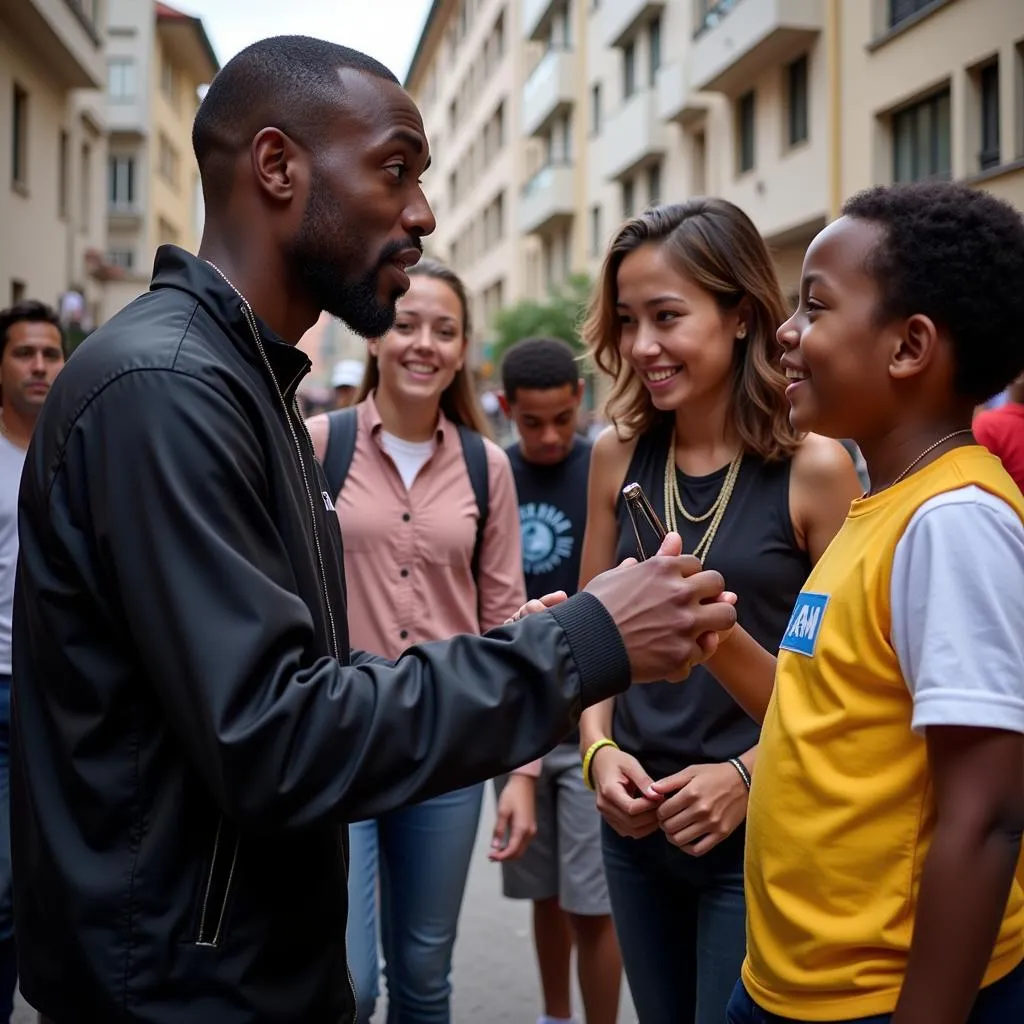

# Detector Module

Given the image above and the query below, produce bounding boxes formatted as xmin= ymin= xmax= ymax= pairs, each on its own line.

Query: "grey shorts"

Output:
xmin=494 ymin=742 xmax=610 ymax=917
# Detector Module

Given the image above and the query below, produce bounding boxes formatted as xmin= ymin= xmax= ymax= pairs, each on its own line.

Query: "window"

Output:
xmin=495 ymin=100 xmax=506 ymax=149
xmin=109 ymin=155 xmax=136 ymax=208
xmin=58 ymin=130 xmax=69 ymax=218
xmin=737 ymin=90 xmax=756 ymax=173
xmin=892 ymin=89 xmax=951 ymax=182
xmin=787 ymin=55 xmax=809 ymax=146
xmin=589 ymin=204 xmax=602 ymax=256
xmin=889 ymin=0 xmax=935 ymax=29
xmin=158 ymin=134 xmax=179 ymax=189
xmin=646 ymin=162 xmax=662 ymax=207
xmin=160 ymin=58 xmax=179 ymax=109
xmin=691 ymin=130 xmax=707 ymax=193
xmin=648 ymin=16 xmax=662 ymax=88
xmin=493 ymin=9 xmax=505 ymax=60
xmin=590 ymin=83 xmax=602 ymax=135
xmin=11 ymin=84 xmax=28 ymax=189
xmin=979 ymin=61 xmax=1000 ymax=171
xmin=623 ymin=42 xmax=636 ymax=100
xmin=622 ymin=177 xmax=635 ymax=219
xmin=108 ymin=58 xmax=136 ymax=102
xmin=80 ymin=142 xmax=91 ymax=232
xmin=108 ymin=249 xmax=134 ymax=270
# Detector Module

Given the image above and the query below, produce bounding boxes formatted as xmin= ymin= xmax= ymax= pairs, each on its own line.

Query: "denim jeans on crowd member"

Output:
xmin=601 ymin=818 xmax=747 ymax=1024
xmin=346 ymin=783 xmax=484 ymax=1024
xmin=0 ymin=674 xmax=16 ymax=1023
xmin=725 ymin=957 xmax=1024 ymax=1023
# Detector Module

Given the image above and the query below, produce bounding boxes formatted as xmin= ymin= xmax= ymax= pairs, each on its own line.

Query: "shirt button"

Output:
xmin=399 ymin=630 xmax=408 ymax=640
xmin=400 ymin=568 xmax=409 ymax=578
xmin=402 ymin=512 xmax=411 ymax=522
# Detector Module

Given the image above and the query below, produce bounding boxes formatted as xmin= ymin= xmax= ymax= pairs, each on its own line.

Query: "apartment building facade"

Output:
xmin=101 ymin=0 xmax=217 ymax=319
xmin=406 ymin=0 xmax=1024 ymax=355
xmin=0 ymin=0 xmax=109 ymax=322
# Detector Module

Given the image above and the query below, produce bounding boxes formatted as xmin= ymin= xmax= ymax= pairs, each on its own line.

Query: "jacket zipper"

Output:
xmin=196 ymin=816 xmax=240 ymax=947
xmin=236 ymin=301 xmax=358 ymax=1020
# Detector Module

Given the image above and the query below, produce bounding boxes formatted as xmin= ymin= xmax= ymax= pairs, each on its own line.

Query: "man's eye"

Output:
xmin=385 ymin=164 xmax=405 ymax=180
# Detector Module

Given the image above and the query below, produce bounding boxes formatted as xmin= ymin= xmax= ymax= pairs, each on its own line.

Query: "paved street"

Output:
xmin=14 ymin=786 xmax=637 ymax=1024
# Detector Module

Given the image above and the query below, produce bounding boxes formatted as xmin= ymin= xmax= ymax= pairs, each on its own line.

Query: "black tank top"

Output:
xmin=613 ymin=419 xmax=811 ymax=782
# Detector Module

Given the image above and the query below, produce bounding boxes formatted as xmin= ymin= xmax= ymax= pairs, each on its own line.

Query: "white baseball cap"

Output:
xmin=331 ymin=359 xmax=365 ymax=389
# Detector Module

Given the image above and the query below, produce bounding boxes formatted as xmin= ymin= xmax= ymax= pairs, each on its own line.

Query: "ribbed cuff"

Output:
xmin=550 ymin=592 xmax=631 ymax=710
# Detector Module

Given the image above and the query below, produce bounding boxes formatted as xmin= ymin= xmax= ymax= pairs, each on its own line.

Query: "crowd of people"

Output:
xmin=0 ymin=32 xmax=1023 ymax=1024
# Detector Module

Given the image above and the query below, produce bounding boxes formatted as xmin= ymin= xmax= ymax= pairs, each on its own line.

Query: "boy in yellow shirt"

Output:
xmin=703 ymin=180 xmax=1024 ymax=1023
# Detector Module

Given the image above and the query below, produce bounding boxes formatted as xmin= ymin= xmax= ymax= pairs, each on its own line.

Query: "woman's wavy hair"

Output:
xmin=582 ymin=198 xmax=800 ymax=460
xmin=357 ymin=257 xmax=492 ymax=438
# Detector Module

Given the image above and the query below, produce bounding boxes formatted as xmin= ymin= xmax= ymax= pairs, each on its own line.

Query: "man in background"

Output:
xmin=0 ymin=301 xmax=65 ymax=1020
xmin=497 ymin=338 xmax=622 ymax=1024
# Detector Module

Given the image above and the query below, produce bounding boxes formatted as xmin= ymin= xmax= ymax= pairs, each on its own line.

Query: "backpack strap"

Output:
xmin=322 ymin=407 xmax=359 ymax=504
xmin=455 ymin=425 xmax=490 ymax=591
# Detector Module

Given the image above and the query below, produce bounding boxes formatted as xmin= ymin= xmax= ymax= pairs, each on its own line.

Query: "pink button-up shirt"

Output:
xmin=314 ymin=393 xmax=540 ymax=776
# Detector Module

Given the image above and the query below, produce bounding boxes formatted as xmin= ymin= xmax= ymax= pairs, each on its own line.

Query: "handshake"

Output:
xmin=507 ymin=532 xmax=737 ymax=683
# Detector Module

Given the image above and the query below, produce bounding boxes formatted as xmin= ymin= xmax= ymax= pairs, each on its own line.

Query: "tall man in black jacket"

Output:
xmin=11 ymin=37 xmax=736 ymax=1024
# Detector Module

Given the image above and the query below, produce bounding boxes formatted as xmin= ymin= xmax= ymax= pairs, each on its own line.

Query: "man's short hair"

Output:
xmin=0 ymin=300 xmax=64 ymax=359
xmin=192 ymin=35 xmax=399 ymax=202
xmin=501 ymin=337 xmax=580 ymax=403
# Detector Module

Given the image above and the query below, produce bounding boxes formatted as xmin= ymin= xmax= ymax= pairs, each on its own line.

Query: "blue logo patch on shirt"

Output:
xmin=779 ymin=591 xmax=829 ymax=656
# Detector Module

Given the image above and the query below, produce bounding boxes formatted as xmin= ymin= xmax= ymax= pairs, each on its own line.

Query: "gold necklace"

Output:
xmin=663 ymin=426 xmax=743 ymax=562
xmin=879 ymin=428 xmax=974 ymax=492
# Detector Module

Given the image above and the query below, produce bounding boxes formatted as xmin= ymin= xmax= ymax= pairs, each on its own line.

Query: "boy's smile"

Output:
xmin=778 ymin=216 xmax=896 ymax=441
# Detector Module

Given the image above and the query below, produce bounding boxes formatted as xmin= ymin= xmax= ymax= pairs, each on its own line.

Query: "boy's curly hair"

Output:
xmin=843 ymin=181 xmax=1024 ymax=404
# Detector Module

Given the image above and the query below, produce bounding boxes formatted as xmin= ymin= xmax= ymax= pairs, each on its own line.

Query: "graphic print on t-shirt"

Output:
xmin=779 ymin=591 xmax=829 ymax=656
xmin=520 ymin=501 xmax=575 ymax=576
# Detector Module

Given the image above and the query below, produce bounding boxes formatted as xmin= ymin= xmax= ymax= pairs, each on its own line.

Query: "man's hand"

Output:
xmin=489 ymin=774 xmax=538 ymax=862
xmin=589 ymin=745 xmax=664 ymax=840
xmin=584 ymin=532 xmax=738 ymax=682
xmin=650 ymin=762 xmax=749 ymax=856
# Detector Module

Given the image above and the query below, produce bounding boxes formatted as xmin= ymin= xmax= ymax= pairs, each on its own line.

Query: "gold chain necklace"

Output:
xmin=879 ymin=428 xmax=974 ymax=492
xmin=663 ymin=426 xmax=743 ymax=562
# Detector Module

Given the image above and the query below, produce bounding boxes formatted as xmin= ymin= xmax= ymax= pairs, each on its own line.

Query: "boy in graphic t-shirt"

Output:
xmin=495 ymin=337 xmax=621 ymax=1024
xmin=701 ymin=182 xmax=1024 ymax=1023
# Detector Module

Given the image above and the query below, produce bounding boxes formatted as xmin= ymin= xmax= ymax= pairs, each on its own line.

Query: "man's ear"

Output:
xmin=497 ymin=392 xmax=513 ymax=419
xmin=251 ymin=127 xmax=305 ymax=204
xmin=889 ymin=313 xmax=940 ymax=383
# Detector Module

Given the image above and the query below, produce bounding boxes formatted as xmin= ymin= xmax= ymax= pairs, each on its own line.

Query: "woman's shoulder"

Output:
xmin=790 ymin=432 xmax=859 ymax=488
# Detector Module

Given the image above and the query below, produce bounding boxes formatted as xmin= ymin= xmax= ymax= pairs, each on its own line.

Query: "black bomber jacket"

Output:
xmin=10 ymin=247 xmax=630 ymax=1023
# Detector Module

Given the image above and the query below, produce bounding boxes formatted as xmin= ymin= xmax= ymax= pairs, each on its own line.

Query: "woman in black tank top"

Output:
xmin=577 ymin=200 xmax=861 ymax=1024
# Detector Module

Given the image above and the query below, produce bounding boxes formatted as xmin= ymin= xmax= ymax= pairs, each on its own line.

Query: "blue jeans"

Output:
xmin=601 ymin=819 xmax=747 ymax=1024
xmin=347 ymin=783 xmax=483 ymax=1024
xmin=0 ymin=674 xmax=15 ymax=1021
xmin=725 ymin=958 xmax=1024 ymax=1023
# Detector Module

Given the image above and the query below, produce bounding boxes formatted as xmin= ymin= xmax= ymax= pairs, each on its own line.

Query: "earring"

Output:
xmin=737 ymin=325 xmax=747 ymax=340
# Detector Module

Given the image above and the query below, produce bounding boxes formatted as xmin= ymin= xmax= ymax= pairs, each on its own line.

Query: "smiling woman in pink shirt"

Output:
xmin=307 ymin=258 xmax=538 ymax=1024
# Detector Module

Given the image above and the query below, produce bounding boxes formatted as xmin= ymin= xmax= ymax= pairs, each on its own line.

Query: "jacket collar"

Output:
xmin=149 ymin=245 xmax=311 ymax=399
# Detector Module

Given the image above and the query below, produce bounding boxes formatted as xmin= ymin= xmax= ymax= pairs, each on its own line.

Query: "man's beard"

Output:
xmin=289 ymin=176 xmax=420 ymax=338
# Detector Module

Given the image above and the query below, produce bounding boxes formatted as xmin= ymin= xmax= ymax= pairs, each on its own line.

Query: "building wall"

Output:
xmin=149 ymin=25 xmax=205 ymax=255
xmin=405 ymin=0 xmax=1024 ymax=385
xmin=839 ymin=0 xmax=1024 ymax=208
xmin=0 ymin=0 xmax=107 ymax=313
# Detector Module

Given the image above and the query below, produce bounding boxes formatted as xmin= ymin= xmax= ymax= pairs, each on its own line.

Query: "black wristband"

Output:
xmin=728 ymin=756 xmax=752 ymax=790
